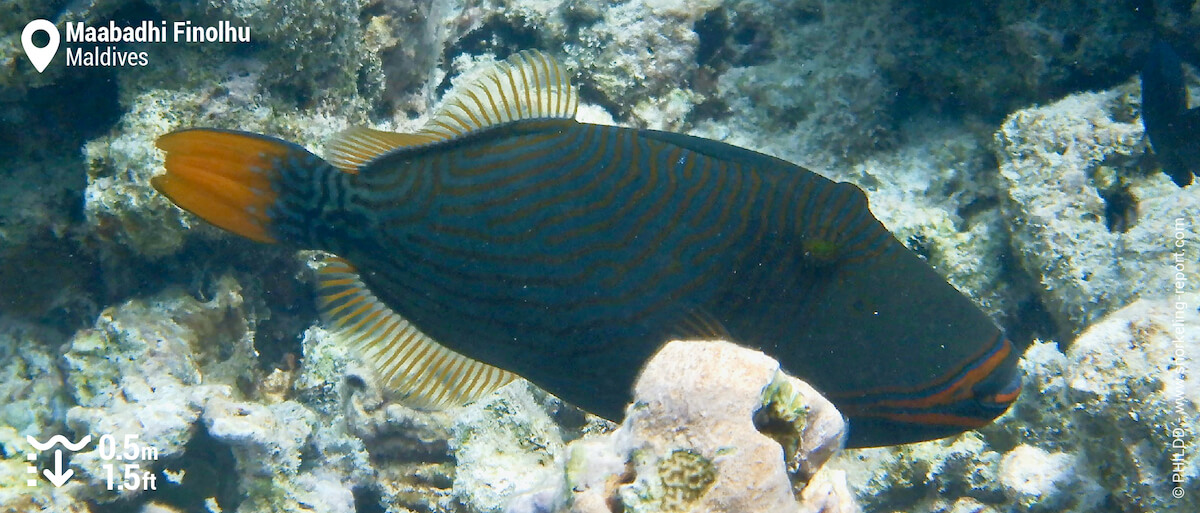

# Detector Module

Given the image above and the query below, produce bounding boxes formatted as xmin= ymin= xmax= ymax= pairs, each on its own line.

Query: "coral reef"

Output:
xmin=451 ymin=380 xmax=570 ymax=513
xmin=1008 ymin=297 xmax=1200 ymax=511
xmin=995 ymin=79 xmax=1200 ymax=331
xmin=62 ymin=275 xmax=258 ymax=501
xmin=55 ymin=275 xmax=355 ymax=512
xmin=890 ymin=1 xmax=1161 ymax=120
xmin=297 ymin=324 xmax=456 ymax=513
xmin=998 ymin=444 xmax=1097 ymax=512
xmin=0 ymin=274 xmax=366 ymax=513
xmin=4 ymin=0 xmax=1200 ymax=512
xmin=565 ymin=340 xmax=857 ymax=513
xmin=0 ymin=320 xmax=84 ymax=513
xmin=449 ymin=0 xmax=899 ymax=164
xmin=0 ymin=320 xmax=68 ymax=441
xmin=686 ymin=0 xmax=901 ymax=165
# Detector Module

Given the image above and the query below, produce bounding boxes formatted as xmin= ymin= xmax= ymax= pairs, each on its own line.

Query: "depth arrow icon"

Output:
xmin=43 ymin=449 xmax=73 ymax=487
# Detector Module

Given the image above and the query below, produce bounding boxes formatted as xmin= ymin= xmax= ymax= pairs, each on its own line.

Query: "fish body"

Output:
xmin=154 ymin=51 xmax=1020 ymax=447
xmin=1141 ymin=40 xmax=1200 ymax=187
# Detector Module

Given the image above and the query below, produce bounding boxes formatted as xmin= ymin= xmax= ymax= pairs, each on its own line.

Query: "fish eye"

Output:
xmin=802 ymin=238 xmax=840 ymax=263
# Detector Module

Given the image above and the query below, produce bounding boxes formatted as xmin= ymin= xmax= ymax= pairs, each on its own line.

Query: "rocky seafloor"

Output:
xmin=1 ymin=1 xmax=1199 ymax=512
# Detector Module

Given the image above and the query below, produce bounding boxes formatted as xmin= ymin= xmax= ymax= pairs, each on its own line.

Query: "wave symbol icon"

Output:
xmin=27 ymin=434 xmax=92 ymax=452
xmin=26 ymin=434 xmax=91 ymax=487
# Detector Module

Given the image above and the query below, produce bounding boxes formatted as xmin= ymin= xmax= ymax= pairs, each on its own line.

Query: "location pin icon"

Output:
xmin=22 ymin=19 xmax=60 ymax=73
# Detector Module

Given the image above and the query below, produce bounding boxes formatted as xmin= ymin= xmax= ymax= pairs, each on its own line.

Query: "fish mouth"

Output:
xmin=839 ymin=335 xmax=1023 ymax=446
xmin=972 ymin=357 xmax=1023 ymax=408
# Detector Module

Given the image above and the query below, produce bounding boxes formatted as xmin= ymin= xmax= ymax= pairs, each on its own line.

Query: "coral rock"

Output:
xmin=566 ymin=340 xmax=852 ymax=513
xmin=203 ymin=397 xmax=315 ymax=477
xmin=451 ymin=380 xmax=569 ymax=513
xmin=1020 ymin=297 xmax=1200 ymax=511
xmin=798 ymin=467 xmax=862 ymax=513
xmin=995 ymin=81 xmax=1200 ymax=331
xmin=998 ymin=444 xmax=1088 ymax=511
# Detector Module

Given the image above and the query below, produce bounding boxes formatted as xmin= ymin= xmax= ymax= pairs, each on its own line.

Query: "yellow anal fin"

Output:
xmin=315 ymin=254 xmax=517 ymax=409
xmin=153 ymin=129 xmax=293 ymax=244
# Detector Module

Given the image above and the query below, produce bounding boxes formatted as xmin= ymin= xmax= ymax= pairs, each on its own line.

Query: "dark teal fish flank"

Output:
xmin=338 ymin=120 xmax=891 ymax=335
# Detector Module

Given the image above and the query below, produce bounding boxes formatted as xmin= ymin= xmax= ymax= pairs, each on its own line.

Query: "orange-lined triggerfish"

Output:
xmin=152 ymin=50 xmax=1020 ymax=447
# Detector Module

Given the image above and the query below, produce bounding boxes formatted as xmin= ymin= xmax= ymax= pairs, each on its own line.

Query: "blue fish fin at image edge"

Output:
xmin=1141 ymin=40 xmax=1200 ymax=187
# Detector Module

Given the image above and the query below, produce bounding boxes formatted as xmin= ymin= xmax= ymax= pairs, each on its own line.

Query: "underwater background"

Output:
xmin=1 ymin=0 xmax=1198 ymax=512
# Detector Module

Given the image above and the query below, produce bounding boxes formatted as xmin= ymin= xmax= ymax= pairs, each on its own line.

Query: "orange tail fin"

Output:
xmin=153 ymin=129 xmax=304 ymax=244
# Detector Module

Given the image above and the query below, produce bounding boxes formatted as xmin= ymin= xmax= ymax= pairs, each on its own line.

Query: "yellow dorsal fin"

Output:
xmin=323 ymin=50 xmax=578 ymax=172
xmin=325 ymin=127 xmax=441 ymax=173
xmin=314 ymin=254 xmax=517 ymax=408
xmin=420 ymin=49 xmax=578 ymax=139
